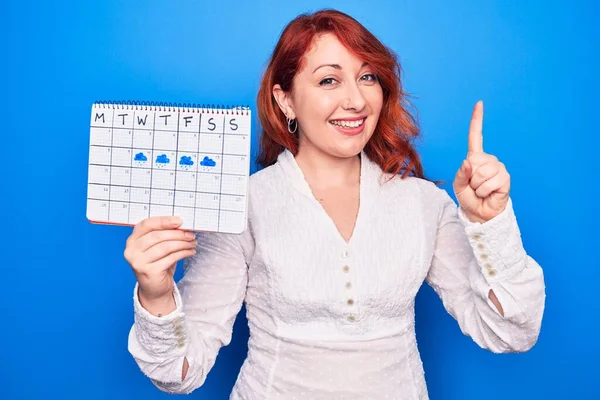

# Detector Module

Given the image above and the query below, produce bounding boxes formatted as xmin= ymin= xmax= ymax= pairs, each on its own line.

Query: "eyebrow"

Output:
xmin=312 ymin=62 xmax=368 ymax=74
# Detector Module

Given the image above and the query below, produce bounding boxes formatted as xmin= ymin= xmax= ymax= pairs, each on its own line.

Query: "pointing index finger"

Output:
xmin=468 ymin=100 xmax=484 ymax=154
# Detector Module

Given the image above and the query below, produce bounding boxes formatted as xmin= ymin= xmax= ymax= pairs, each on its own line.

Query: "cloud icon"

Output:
xmin=179 ymin=156 xmax=194 ymax=166
xmin=200 ymin=156 xmax=216 ymax=167
xmin=134 ymin=152 xmax=147 ymax=162
xmin=156 ymin=154 xmax=170 ymax=164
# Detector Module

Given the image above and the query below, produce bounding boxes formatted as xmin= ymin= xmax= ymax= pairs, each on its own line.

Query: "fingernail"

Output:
xmin=171 ymin=217 xmax=182 ymax=225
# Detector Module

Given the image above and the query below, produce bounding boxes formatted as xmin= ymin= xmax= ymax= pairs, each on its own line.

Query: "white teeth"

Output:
xmin=330 ymin=119 xmax=365 ymax=128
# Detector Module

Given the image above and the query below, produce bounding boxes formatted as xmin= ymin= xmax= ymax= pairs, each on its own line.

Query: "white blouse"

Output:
xmin=128 ymin=149 xmax=546 ymax=399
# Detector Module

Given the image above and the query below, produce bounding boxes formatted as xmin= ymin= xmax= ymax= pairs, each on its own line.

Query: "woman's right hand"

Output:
xmin=124 ymin=216 xmax=197 ymax=304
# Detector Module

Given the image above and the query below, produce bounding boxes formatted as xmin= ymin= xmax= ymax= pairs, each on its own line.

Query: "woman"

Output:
xmin=125 ymin=9 xmax=545 ymax=399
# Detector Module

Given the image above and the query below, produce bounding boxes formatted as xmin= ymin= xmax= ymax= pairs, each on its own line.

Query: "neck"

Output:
xmin=294 ymin=144 xmax=361 ymax=189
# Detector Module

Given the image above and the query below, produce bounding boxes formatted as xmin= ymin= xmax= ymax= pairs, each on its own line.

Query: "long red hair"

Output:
xmin=257 ymin=9 xmax=432 ymax=181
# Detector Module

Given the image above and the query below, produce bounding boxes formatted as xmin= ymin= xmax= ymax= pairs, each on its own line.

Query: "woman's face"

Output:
xmin=274 ymin=33 xmax=384 ymax=159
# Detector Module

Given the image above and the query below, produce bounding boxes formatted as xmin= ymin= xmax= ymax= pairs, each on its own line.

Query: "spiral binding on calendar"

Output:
xmin=93 ymin=100 xmax=250 ymax=115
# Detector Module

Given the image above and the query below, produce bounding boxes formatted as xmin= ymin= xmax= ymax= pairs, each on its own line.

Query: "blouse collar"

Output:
xmin=275 ymin=148 xmax=384 ymax=202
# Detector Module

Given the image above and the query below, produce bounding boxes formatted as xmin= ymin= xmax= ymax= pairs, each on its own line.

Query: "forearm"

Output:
xmin=130 ymin=283 xmax=198 ymax=392
xmin=138 ymin=286 xmax=177 ymax=317
xmin=435 ymin=196 xmax=544 ymax=352
xmin=137 ymin=287 xmax=191 ymax=380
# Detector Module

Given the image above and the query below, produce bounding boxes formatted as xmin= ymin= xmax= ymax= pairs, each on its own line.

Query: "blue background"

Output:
xmin=3 ymin=0 xmax=598 ymax=399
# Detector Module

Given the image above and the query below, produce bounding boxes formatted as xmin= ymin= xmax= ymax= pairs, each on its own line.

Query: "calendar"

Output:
xmin=86 ymin=102 xmax=251 ymax=234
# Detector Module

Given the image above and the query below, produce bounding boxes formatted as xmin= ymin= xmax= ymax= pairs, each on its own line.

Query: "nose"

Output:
xmin=342 ymin=82 xmax=366 ymax=112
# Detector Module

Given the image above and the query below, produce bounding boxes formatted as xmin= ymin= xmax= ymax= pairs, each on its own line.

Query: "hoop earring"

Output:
xmin=287 ymin=117 xmax=298 ymax=134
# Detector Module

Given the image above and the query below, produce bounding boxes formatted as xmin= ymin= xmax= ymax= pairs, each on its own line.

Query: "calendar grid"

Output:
xmin=87 ymin=103 xmax=252 ymax=234
xmin=89 ymin=143 xmax=245 ymax=156
xmin=126 ymin=111 xmax=135 ymax=222
xmin=171 ymin=110 xmax=181 ymax=212
xmin=89 ymin=160 xmax=245 ymax=177
xmin=217 ymin=116 xmax=226 ymax=231
xmin=191 ymin=113 xmax=203 ymax=229
xmin=148 ymin=112 xmax=157 ymax=217
xmin=107 ymin=110 xmax=115 ymax=221
xmin=87 ymin=196 xmax=245 ymax=213
xmin=89 ymin=182 xmax=243 ymax=196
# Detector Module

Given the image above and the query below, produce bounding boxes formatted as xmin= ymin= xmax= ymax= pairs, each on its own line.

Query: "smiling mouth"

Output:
xmin=329 ymin=118 xmax=366 ymax=128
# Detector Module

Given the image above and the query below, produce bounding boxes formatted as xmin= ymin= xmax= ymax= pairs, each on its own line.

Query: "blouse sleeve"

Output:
xmin=425 ymin=188 xmax=546 ymax=353
xmin=127 ymin=229 xmax=253 ymax=394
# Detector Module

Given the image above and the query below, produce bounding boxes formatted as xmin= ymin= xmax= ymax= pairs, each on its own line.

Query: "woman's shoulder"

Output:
xmin=379 ymin=174 xmax=453 ymax=209
xmin=381 ymin=173 xmax=442 ymax=194
xmin=248 ymin=162 xmax=282 ymax=189
xmin=246 ymin=162 xmax=290 ymax=204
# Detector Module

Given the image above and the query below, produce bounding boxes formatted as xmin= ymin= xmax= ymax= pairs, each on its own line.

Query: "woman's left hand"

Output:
xmin=453 ymin=101 xmax=511 ymax=223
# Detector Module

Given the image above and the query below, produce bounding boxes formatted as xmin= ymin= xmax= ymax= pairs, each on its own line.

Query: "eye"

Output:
xmin=360 ymin=73 xmax=378 ymax=83
xmin=319 ymin=77 xmax=338 ymax=86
